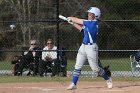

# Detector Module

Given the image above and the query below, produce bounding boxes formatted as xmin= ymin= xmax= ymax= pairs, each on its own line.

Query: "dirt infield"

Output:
xmin=0 ymin=81 xmax=140 ymax=93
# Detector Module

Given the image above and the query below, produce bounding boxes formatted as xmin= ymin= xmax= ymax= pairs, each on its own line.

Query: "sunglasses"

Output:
xmin=47 ymin=43 xmax=52 ymax=45
xmin=30 ymin=43 xmax=37 ymax=45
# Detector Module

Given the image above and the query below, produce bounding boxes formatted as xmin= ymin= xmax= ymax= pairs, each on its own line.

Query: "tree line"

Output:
xmin=0 ymin=0 xmax=140 ymax=60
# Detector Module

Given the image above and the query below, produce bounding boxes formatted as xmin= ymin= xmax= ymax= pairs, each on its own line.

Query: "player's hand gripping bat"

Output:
xmin=59 ymin=15 xmax=74 ymax=25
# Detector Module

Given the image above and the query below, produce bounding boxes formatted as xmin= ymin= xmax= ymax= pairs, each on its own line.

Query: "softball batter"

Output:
xmin=67 ymin=7 xmax=113 ymax=90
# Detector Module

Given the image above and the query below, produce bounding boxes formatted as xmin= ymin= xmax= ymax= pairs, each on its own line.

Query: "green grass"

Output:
xmin=0 ymin=57 xmax=131 ymax=71
xmin=67 ymin=57 xmax=131 ymax=71
xmin=0 ymin=76 xmax=70 ymax=83
xmin=0 ymin=61 xmax=13 ymax=70
xmin=101 ymin=58 xmax=131 ymax=71
xmin=0 ymin=58 xmax=136 ymax=83
xmin=0 ymin=76 xmax=140 ymax=83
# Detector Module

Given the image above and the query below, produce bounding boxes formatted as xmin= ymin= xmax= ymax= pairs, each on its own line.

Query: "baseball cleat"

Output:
xmin=67 ymin=83 xmax=77 ymax=90
xmin=106 ymin=77 xmax=113 ymax=89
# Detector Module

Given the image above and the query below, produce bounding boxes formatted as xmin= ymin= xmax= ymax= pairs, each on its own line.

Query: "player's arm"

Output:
xmin=72 ymin=23 xmax=83 ymax=31
xmin=68 ymin=17 xmax=84 ymax=25
xmin=67 ymin=17 xmax=84 ymax=31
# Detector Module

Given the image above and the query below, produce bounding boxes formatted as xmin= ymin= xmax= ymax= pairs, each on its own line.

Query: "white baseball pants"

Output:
xmin=75 ymin=43 xmax=99 ymax=72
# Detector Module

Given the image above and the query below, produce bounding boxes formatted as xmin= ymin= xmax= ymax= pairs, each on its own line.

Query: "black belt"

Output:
xmin=83 ymin=42 xmax=95 ymax=45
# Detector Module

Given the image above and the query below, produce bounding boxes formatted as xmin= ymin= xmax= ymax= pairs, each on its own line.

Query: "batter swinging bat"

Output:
xmin=59 ymin=15 xmax=74 ymax=25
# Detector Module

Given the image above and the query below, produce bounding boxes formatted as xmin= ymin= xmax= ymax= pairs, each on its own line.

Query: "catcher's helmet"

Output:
xmin=87 ymin=7 xmax=101 ymax=19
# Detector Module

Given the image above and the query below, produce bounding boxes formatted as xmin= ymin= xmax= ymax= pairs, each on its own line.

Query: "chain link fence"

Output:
xmin=0 ymin=0 xmax=140 ymax=78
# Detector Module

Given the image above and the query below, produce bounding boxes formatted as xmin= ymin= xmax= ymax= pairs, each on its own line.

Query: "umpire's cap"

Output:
xmin=87 ymin=7 xmax=101 ymax=19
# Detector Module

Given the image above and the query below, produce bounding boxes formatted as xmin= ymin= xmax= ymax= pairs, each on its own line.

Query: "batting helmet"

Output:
xmin=87 ymin=7 xmax=101 ymax=19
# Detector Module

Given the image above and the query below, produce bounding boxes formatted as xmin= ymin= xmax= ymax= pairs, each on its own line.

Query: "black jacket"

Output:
xmin=22 ymin=47 xmax=42 ymax=63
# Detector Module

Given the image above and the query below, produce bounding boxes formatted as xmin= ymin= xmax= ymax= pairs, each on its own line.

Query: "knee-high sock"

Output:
xmin=72 ymin=69 xmax=81 ymax=85
xmin=98 ymin=68 xmax=109 ymax=80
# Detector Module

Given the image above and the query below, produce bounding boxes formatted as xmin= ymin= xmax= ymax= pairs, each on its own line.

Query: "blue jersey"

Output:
xmin=82 ymin=20 xmax=98 ymax=44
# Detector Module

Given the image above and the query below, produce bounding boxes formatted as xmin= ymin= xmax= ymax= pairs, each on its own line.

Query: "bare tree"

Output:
xmin=4 ymin=0 xmax=33 ymax=46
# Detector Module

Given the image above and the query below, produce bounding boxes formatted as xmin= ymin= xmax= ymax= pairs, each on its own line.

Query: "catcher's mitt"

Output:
xmin=103 ymin=65 xmax=111 ymax=77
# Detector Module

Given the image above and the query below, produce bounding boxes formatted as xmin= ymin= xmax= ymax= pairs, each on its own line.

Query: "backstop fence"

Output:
xmin=0 ymin=0 xmax=140 ymax=77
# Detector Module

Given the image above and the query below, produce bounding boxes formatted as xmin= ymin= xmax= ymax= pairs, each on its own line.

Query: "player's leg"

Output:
xmin=86 ymin=44 xmax=113 ymax=88
xmin=72 ymin=51 xmax=87 ymax=85
xmin=67 ymin=44 xmax=87 ymax=90
xmin=86 ymin=44 xmax=105 ymax=77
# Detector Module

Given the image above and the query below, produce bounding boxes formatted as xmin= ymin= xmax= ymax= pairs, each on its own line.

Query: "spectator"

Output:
xmin=38 ymin=38 xmax=59 ymax=77
xmin=17 ymin=39 xmax=42 ymax=76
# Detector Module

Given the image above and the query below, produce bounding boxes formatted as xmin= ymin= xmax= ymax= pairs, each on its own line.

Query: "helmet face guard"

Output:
xmin=87 ymin=7 xmax=101 ymax=19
